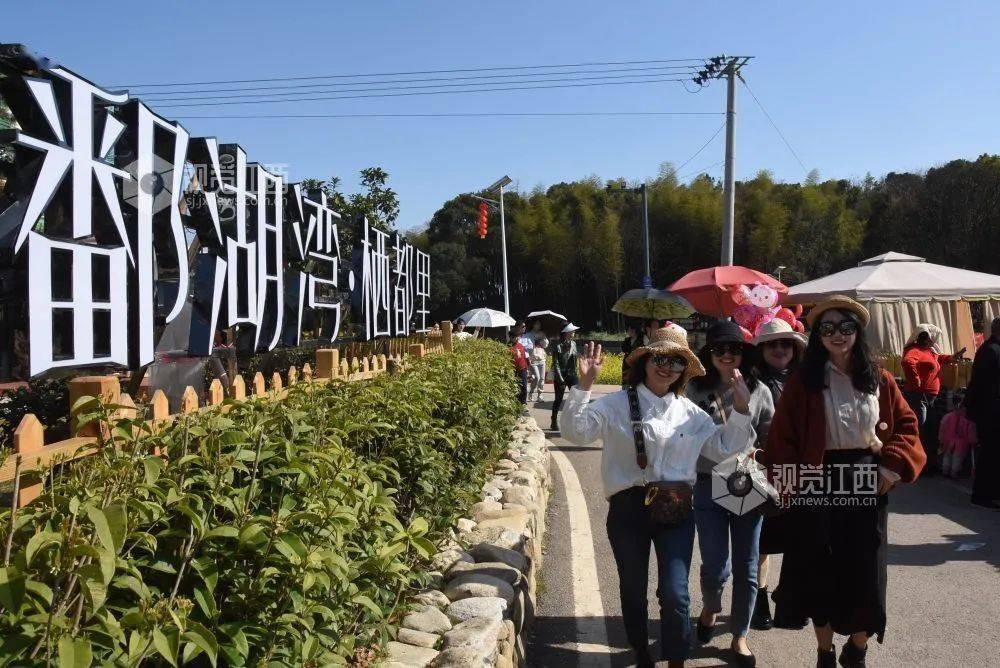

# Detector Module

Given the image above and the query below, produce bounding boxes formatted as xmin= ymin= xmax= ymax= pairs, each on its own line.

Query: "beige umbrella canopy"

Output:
xmin=612 ymin=288 xmax=693 ymax=320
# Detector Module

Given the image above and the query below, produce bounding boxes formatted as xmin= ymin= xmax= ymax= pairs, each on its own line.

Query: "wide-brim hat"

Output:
xmin=562 ymin=323 xmax=580 ymax=333
xmin=805 ymin=294 xmax=870 ymax=328
xmin=753 ymin=318 xmax=807 ymax=348
xmin=624 ymin=323 xmax=706 ymax=381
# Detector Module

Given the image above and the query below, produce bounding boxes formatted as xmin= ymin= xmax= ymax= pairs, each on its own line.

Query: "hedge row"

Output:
xmin=0 ymin=340 xmax=520 ymax=666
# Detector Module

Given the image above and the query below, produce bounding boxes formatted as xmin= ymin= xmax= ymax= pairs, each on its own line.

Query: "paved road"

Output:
xmin=526 ymin=385 xmax=1000 ymax=667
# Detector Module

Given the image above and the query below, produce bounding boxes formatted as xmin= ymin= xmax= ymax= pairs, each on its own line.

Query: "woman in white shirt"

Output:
xmin=561 ymin=324 xmax=753 ymax=668
xmin=760 ymin=295 xmax=924 ymax=668
xmin=529 ymin=330 xmax=549 ymax=401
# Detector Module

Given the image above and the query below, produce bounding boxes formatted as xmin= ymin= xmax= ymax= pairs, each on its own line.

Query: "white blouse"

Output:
xmin=823 ymin=362 xmax=900 ymax=482
xmin=561 ymin=383 xmax=754 ymax=499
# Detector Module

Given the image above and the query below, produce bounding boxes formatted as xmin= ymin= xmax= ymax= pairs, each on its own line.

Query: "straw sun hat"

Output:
xmin=752 ymin=318 xmax=808 ymax=348
xmin=624 ymin=323 xmax=706 ymax=381
xmin=805 ymin=294 xmax=871 ymax=328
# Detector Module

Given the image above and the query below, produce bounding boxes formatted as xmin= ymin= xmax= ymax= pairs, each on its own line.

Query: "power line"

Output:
xmin=660 ymin=121 xmax=726 ymax=180
xmin=739 ymin=76 xmax=809 ymax=175
xmin=173 ymin=111 xmax=724 ymax=120
xmin=141 ymin=71 xmax=705 ymax=103
xmin=113 ymin=57 xmax=709 ymax=89
xmin=135 ymin=64 xmax=702 ymax=97
xmin=152 ymin=76 xmax=694 ymax=109
xmin=677 ymin=160 xmax=725 ymax=181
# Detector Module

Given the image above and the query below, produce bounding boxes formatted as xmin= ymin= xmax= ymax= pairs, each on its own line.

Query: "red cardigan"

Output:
xmin=761 ymin=368 xmax=926 ymax=483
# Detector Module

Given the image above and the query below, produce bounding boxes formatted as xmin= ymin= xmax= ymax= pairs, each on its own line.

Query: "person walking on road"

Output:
xmin=509 ymin=322 xmax=530 ymax=405
xmin=550 ymin=323 xmax=580 ymax=431
xmin=759 ymin=295 xmax=926 ymax=668
xmin=561 ymin=325 xmax=755 ymax=668
xmin=529 ymin=329 xmax=549 ymax=402
xmin=688 ymin=321 xmax=774 ymax=667
xmin=751 ymin=318 xmax=807 ymax=632
xmin=901 ymin=323 xmax=964 ymax=474
xmin=964 ymin=317 xmax=1000 ymax=508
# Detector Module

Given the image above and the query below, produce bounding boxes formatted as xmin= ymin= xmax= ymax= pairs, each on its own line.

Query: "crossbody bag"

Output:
xmin=626 ymin=386 xmax=693 ymax=527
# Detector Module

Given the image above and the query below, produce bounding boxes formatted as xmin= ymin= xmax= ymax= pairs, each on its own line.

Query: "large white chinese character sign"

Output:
xmin=0 ymin=49 xmax=429 ymax=378
xmin=352 ymin=219 xmax=430 ymax=340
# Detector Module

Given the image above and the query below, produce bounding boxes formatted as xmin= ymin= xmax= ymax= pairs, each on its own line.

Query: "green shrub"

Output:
xmin=0 ymin=378 xmax=71 ymax=449
xmin=0 ymin=340 xmax=519 ymax=666
xmin=596 ymin=353 xmax=623 ymax=386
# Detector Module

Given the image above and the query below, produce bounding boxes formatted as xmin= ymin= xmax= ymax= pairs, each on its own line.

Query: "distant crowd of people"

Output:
xmin=482 ymin=297 xmax=1000 ymax=668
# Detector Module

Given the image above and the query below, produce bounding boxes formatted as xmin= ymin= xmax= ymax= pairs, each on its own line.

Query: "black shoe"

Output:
xmin=971 ymin=497 xmax=1000 ymax=509
xmin=731 ymin=647 xmax=756 ymax=668
xmin=633 ymin=647 xmax=655 ymax=668
xmin=838 ymin=640 xmax=867 ymax=667
xmin=750 ymin=586 xmax=773 ymax=630
xmin=817 ymin=647 xmax=836 ymax=668
xmin=695 ymin=616 xmax=715 ymax=644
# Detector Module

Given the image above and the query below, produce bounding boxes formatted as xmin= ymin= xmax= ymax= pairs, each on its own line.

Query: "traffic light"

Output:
xmin=477 ymin=201 xmax=488 ymax=238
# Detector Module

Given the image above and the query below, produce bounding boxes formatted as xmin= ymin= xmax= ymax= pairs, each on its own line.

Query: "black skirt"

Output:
xmin=770 ymin=449 xmax=889 ymax=642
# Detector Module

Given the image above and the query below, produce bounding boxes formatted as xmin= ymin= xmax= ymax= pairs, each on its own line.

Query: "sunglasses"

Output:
xmin=763 ymin=339 xmax=795 ymax=350
xmin=818 ymin=320 xmax=859 ymax=337
xmin=710 ymin=342 xmax=744 ymax=357
xmin=651 ymin=354 xmax=688 ymax=372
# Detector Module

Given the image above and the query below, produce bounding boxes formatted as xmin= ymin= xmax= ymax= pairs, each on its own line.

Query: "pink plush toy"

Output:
xmin=731 ymin=283 xmax=782 ymax=336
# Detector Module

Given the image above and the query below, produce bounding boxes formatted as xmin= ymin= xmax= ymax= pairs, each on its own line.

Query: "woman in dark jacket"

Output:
xmin=759 ymin=295 xmax=925 ymax=668
xmin=550 ymin=323 xmax=580 ymax=431
xmin=749 ymin=318 xmax=806 ymax=632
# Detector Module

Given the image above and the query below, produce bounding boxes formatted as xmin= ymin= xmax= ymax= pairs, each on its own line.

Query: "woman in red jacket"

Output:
xmin=759 ymin=295 xmax=925 ymax=668
xmin=901 ymin=324 xmax=965 ymax=472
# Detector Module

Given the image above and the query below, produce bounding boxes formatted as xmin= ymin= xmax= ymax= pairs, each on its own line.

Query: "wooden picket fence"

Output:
xmin=1 ymin=322 xmax=455 ymax=508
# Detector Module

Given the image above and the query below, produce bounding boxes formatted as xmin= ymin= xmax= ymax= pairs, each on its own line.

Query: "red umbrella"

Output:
xmin=667 ymin=266 xmax=788 ymax=317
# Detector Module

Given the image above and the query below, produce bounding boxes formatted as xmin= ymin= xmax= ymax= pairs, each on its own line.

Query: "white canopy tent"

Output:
xmin=787 ymin=252 xmax=1000 ymax=355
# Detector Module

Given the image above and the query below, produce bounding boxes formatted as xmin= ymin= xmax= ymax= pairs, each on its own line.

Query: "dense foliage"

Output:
xmin=0 ymin=378 xmax=70 ymax=449
xmin=417 ymin=155 xmax=1000 ymax=329
xmin=0 ymin=340 xmax=519 ymax=666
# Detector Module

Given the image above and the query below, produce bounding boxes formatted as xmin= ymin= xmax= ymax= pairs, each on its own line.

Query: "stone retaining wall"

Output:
xmin=384 ymin=415 xmax=551 ymax=668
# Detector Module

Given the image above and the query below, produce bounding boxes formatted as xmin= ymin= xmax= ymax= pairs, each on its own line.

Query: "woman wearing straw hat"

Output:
xmin=750 ymin=318 xmax=807 ymax=632
xmin=759 ymin=295 xmax=926 ymax=668
xmin=561 ymin=324 xmax=754 ymax=668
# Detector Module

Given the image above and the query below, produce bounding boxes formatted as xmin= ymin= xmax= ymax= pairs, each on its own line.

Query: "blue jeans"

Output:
xmin=607 ymin=487 xmax=695 ymax=661
xmin=693 ymin=474 xmax=763 ymax=638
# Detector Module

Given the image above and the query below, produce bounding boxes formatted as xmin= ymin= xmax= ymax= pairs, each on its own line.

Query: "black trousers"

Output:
xmin=973 ymin=419 xmax=1000 ymax=502
xmin=606 ymin=488 xmax=695 ymax=661
xmin=551 ymin=377 xmax=575 ymax=420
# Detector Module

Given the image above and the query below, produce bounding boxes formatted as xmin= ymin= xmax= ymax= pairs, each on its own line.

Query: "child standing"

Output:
xmin=939 ymin=395 xmax=977 ymax=478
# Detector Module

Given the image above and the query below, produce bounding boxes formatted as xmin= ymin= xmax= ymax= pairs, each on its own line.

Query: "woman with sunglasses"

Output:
xmin=750 ymin=318 xmax=808 ymax=632
xmin=687 ymin=321 xmax=774 ymax=668
xmin=561 ymin=324 xmax=754 ymax=668
xmin=759 ymin=295 xmax=925 ymax=668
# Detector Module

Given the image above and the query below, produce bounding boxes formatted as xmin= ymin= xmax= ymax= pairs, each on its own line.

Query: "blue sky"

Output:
xmin=6 ymin=1 xmax=1000 ymax=230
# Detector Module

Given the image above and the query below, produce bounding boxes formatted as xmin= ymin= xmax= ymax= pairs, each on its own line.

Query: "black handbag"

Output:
xmin=627 ymin=386 xmax=694 ymax=528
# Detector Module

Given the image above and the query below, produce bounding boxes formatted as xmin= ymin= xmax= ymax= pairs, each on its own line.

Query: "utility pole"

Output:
xmin=640 ymin=183 xmax=651 ymax=288
xmin=692 ymin=55 xmax=752 ymax=266
xmin=607 ymin=181 xmax=652 ymax=289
